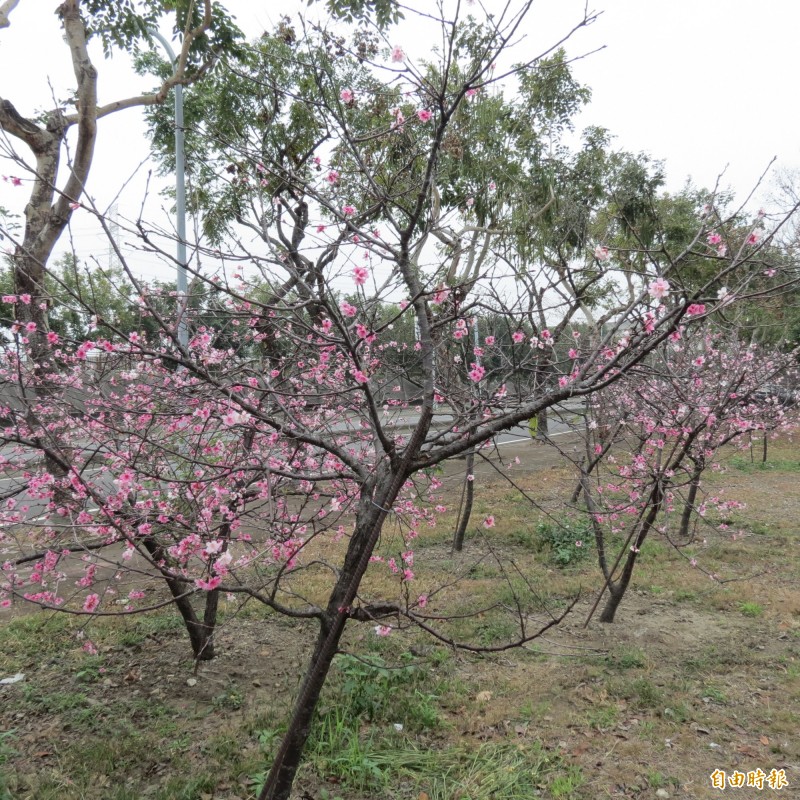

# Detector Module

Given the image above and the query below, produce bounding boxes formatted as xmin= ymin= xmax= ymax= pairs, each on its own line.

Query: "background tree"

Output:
xmin=557 ymin=322 xmax=797 ymax=623
xmin=0 ymin=0 xmax=245 ymax=370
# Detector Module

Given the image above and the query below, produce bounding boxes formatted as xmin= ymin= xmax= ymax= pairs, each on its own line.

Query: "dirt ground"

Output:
xmin=0 ymin=436 xmax=798 ymax=800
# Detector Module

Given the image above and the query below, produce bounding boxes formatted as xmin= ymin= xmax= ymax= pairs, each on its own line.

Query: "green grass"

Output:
xmin=738 ymin=601 xmax=764 ymax=617
xmin=549 ymin=765 xmax=585 ymax=799
xmin=533 ymin=519 xmax=593 ymax=567
xmin=607 ymin=646 xmax=648 ymax=670
xmin=586 ymin=704 xmax=619 ymax=730
xmin=729 ymin=456 xmax=800 ymax=473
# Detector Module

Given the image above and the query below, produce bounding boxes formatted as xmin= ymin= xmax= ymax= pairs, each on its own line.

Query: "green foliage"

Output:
xmin=738 ymin=601 xmax=764 ymax=618
xmin=329 ymin=653 xmax=441 ymax=730
xmin=549 ymin=766 xmax=585 ymax=799
xmin=586 ymin=704 xmax=619 ymax=730
xmin=534 ymin=519 xmax=592 ymax=567
xmin=323 ymin=0 xmax=402 ymax=28
xmin=212 ymin=683 xmax=244 ymax=711
xmin=608 ymin=646 xmax=647 ymax=670
xmin=81 ymin=0 xmax=245 ymax=69
xmin=0 ymin=731 xmax=16 ymax=800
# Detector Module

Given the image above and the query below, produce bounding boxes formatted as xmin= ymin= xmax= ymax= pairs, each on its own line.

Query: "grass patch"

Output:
xmin=533 ymin=519 xmax=592 ymax=567
xmin=738 ymin=601 xmax=764 ymax=617
xmin=607 ymin=646 xmax=648 ymax=670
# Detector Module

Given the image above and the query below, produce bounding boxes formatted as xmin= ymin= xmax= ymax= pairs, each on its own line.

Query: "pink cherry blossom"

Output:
xmin=485 ymin=335 xmax=495 ymax=345
xmin=468 ymin=363 xmax=485 ymax=382
xmin=647 ymin=277 xmax=670 ymax=300
xmin=374 ymin=624 xmax=392 ymax=636
xmin=686 ymin=303 xmax=705 ymax=316
xmin=326 ymin=170 xmax=339 ymax=185
xmin=342 ymin=204 xmax=356 ymax=217
xmin=339 ymin=88 xmax=354 ymax=103
xmin=594 ymin=245 xmax=610 ymax=261
xmin=352 ymin=369 xmax=368 ymax=384
xmin=483 ymin=515 xmax=495 ymax=528
xmin=340 ymin=300 xmax=357 ymax=318
xmin=706 ymin=232 xmax=722 ymax=245
xmin=83 ymin=593 xmax=100 ymax=613
xmin=512 ymin=331 xmax=525 ymax=343
xmin=10 ymin=176 xmax=21 ymax=187
xmin=417 ymin=109 xmax=432 ymax=122
xmin=391 ymin=45 xmax=405 ymax=63
xmin=353 ymin=266 xmax=369 ymax=285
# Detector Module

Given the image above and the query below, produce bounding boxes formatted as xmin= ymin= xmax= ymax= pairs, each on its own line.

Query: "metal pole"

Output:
xmin=148 ymin=29 xmax=189 ymax=348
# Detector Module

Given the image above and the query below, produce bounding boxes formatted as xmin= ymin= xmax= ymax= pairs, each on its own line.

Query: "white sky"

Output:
xmin=1 ymin=0 xmax=798 ymax=280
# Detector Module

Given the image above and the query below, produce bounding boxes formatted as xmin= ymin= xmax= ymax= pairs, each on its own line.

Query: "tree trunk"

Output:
xmin=452 ymin=450 xmax=475 ymax=552
xmin=182 ymin=595 xmax=217 ymax=661
xmin=677 ymin=462 xmax=703 ymax=542
xmin=257 ymin=612 xmax=345 ymax=800
xmin=140 ymin=537 xmax=217 ymax=660
xmin=599 ymin=585 xmax=624 ymax=623
xmin=257 ymin=458 xmax=414 ymax=800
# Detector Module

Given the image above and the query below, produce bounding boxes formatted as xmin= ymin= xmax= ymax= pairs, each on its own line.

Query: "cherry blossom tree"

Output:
xmin=0 ymin=1 xmax=246 ymax=370
xmin=1 ymin=4 xmax=799 ymax=799
xmin=556 ymin=321 xmax=798 ymax=623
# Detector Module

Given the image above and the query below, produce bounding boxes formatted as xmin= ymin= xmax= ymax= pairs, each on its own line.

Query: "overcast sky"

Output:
xmin=1 ymin=0 xmax=798 ymax=278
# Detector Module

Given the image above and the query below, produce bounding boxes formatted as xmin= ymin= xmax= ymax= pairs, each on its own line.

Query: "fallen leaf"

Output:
xmin=476 ymin=690 xmax=493 ymax=703
xmin=760 ymin=735 xmax=770 ymax=746
xmin=418 ymin=793 xmax=430 ymax=800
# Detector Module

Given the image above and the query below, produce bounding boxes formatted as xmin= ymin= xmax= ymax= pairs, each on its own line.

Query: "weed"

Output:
xmin=738 ymin=601 xmax=764 ymax=617
xmin=534 ymin=519 xmax=592 ymax=567
xmin=608 ymin=646 xmax=647 ymax=670
xmin=0 ymin=730 xmax=16 ymax=800
xmin=331 ymin=652 xmax=441 ymax=731
xmin=661 ymin=703 xmax=689 ymax=723
xmin=586 ymin=704 xmax=618 ymax=730
xmin=466 ymin=562 xmax=502 ymax=579
xmin=701 ymin=686 xmax=727 ymax=704
xmin=608 ymin=676 xmax=662 ymax=708
xmin=507 ymin=527 xmax=537 ymax=549
xmin=549 ymin=765 xmax=585 ymax=798
xmin=212 ymin=684 xmax=244 ymax=711
xmin=647 ymin=771 xmax=667 ymax=789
